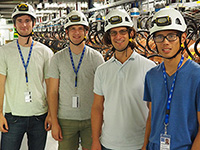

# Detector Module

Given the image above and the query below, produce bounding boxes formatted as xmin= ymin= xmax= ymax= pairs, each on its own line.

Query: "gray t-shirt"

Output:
xmin=48 ymin=45 xmax=104 ymax=120
xmin=0 ymin=40 xmax=53 ymax=116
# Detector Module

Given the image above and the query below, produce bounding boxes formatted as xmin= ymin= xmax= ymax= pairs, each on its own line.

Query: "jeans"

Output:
xmin=1 ymin=113 xmax=47 ymax=150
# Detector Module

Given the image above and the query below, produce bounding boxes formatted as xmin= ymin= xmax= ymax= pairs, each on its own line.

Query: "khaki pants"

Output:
xmin=58 ymin=119 xmax=92 ymax=150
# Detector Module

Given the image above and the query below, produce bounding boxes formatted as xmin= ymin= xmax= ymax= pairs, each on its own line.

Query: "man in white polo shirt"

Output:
xmin=91 ymin=9 xmax=156 ymax=150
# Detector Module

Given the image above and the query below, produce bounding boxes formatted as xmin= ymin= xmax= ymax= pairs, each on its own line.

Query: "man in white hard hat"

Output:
xmin=91 ymin=9 xmax=155 ymax=150
xmin=142 ymin=8 xmax=200 ymax=150
xmin=47 ymin=10 xmax=104 ymax=150
xmin=0 ymin=3 xmax=53 ymax=150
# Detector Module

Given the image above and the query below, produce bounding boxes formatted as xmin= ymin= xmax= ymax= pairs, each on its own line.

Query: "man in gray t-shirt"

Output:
xmin=48 ymin=10 xmax=104 ymax=150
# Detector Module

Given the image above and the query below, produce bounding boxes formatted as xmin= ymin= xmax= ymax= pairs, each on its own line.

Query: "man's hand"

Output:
xmin=0 ymin=114 xmax=8 ymax=133
xmin=91 ymin=139 xmax=102 ymax=150
xmin=51 ymin=123 xmax=63 ymax=141
xmin=45 ymin=113 xmax=52 ymax=131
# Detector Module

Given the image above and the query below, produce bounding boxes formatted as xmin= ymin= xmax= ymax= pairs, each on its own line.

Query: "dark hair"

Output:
xmin=13 ymin=14 xmax=36 ymax=26
xmin=103 ymin=26 xmax=137 ymax=49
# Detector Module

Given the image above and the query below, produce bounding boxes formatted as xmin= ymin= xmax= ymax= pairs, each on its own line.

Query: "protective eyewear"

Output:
xmin=69 ymin=15 xmax=80 ymax=22
xmin=108 ymin=16 xmax=122 ymax=24
xmin=109 ymin=29 xmax=128 ymax=36
xmin=153 ymin=33 xmax=179 ymax=43
xmin=17 ymin=4 xmax=29 ymax=11
xmin=152 ymin=16 xmax=171 ymax=27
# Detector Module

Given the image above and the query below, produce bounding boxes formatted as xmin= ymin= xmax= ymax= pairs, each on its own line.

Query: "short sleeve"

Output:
xmin=47 ymin=54 xmax=60 ymax=79
xmin=44 ymin=49 xmax=54 ymax=79
xmin=143 ymin=72 xmax=151 ymax=102
xmin=93 ymin=66 xmax=103 ymax=96
xmin=196 ymin=81 xmax=200 ymax=112
xmin=93 ymin=51 xmax=104 ymax=71
xmin=0 ymin=48 xmax=7 ymax=76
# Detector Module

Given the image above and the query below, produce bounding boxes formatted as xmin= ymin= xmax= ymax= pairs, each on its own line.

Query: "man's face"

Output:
xmin=154 ymin=30 xmax=184 ymax=58
xmin=14 ymin=15 xmax=34 ymax=36
xmin=109 ymin=27 xmax=130 ymax=51
xmin=67 ymin=25 xmax=87 ymax=45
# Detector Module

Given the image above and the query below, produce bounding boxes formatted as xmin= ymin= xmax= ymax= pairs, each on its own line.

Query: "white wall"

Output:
xmin=0 ymin=18 xmax=14 ymax=46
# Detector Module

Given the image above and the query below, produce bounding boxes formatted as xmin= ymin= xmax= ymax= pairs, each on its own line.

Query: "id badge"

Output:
xmin=24 ymin=91 xmax=32 ymax=102
xmin=72 ymin=94 xmax=80 ymax=108
xmin=160 ymin=134 xmax=171 ymax=150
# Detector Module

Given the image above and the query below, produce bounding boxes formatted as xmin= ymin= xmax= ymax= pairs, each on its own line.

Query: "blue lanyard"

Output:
xmin=17 ymin=40 xmax=34 ymax=84
xmin=69 ymin=46 xmax=86 ymax=87
xmin=162 ymin=55 xmax=184 ymax=134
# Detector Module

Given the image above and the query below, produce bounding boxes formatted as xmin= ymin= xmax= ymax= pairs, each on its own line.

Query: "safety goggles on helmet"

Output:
xmin=69 ymin=15 xmax=81 ymax=22
xmin=17 ymin=4 xmax=29 ymax=11
xmin=152 ymin=16 xmax=171 ymax=27
xmin=108 ymin=16 xmax=122 ymax=24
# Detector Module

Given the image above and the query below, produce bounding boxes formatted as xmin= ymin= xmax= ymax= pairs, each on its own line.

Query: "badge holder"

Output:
xmin=72 ymin=94 xmax=80 ymax=108
xmin=160 ymin=124 xmax=171 ymax=150
xmin=24 ymin=84 xmax=32 ymax=103
xmin=72 ymin=88 xmax=80 ymax=108
xmin=160 ymin=134 xmax=171 ymax=150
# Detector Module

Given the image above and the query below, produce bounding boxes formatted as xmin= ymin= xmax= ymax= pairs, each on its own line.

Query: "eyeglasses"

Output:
xmin=17 ymin=4 xmax=29 ymax=11
xmin=153 ymin=33 xmax=179 ymax=43
xmin=109 ymin=29 xmax=128 ymax=36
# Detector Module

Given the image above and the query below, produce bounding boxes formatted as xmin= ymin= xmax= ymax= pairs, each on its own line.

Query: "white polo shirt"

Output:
xmin=94 ymin=50 xmax=156 ymax=150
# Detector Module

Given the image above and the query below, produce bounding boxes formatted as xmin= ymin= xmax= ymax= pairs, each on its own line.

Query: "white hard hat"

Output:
xmin=104 ymin=9 xmax=133 ymax=32
xmin=64 ymin=10 xmax=89 ymax=29
xmin=12 ymin=3 xmax=36 ymax=19
xmin=150 ymin=8 xmax=187 ymax=35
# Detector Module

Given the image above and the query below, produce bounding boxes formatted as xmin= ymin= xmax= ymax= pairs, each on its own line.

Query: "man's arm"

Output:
xmin=91 ymin=93 xmax=104 ymax=150
xmin=191 ymin=111 xmax=200 ymax=150
xmin=44 ymin=78 xmax=51 ymax=131
xmin=47 ymin=77 xmax=63 ymax=141
xmin=142 ymin=102 xmax=152 ymax=150
xmin=0 ymin=74 xmax=8 ymax=132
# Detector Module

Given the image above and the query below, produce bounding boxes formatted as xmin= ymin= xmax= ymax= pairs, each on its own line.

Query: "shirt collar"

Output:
xmin=110 ymin=50 xmax=136 ymax=62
